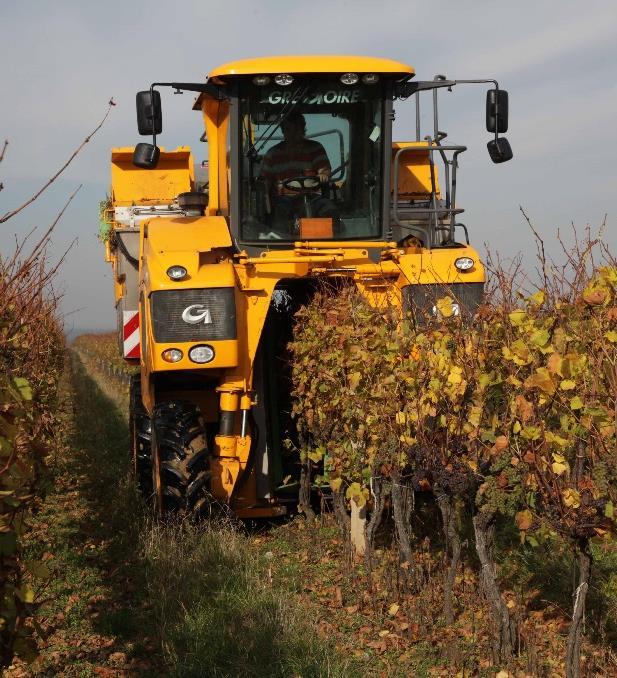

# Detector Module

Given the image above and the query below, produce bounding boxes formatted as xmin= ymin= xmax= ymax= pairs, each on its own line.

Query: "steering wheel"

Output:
xmin=282 ymin=176 xmax=322 ymax=193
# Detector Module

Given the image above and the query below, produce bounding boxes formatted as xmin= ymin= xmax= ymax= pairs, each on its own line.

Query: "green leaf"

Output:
xmin=605 ymin=501 xmax=614 ymax=519
xmin=530 ymin=329 xmax=550 ymax=347
xmin=13 ymin=377 xmax=32 ymax=401
xmin=570 ymin=396 xmax=584 ymax=411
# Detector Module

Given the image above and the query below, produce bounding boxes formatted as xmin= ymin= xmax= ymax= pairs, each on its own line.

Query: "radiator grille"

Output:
xmin=151 ymin=288 xmax=237 ymax=343
xmin=402 ymin=282 xmax=484 ymax=321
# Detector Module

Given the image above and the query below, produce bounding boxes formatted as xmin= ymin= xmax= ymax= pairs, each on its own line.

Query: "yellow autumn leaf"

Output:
xmin=605 ymin=330 xmax=617 ymax=343
xmin=582 ymin=287 xmax=607 ymax=306
xmin=525 ymin=367 xmax=556 ymax=395
xmin=435 ymin=296 xmax=454 ymax=318
xmin=530 ymin=329 xmax=550 ymax=347
xmin=529 ymin=290 xmax=545 ymax=306
xmin=345 ymin=482 xmax=362 ymax=499
xmin=18 ymin=585 xmax=35 ymax=604
xmin=515 ymin=509 xmax=533 ymax=531
xmin=388 ymin=603 xmax=400 ymax=616
xmin=560 ymin=379 xmax=576 ymax=391
xmin=395 ymin=411 xmax=407 ymax=424
xmin=546 ymin=352 xmax=563 ymax=376
xmin=348 ymin=372 xmax=362 ymax=392
xmin=551 ymin=460 xmax=569 ymax=476
xmin=447 ymin=366 xmax=463 ymax=385
xmin=562 ymin=488 xmax=581 ymax=509
xmin=508 ymin=310 xmax=526 ymax=326
xmin=570 ymin=396 xmax=584 ymax=410
xmin=329 ymin=477 xmax=343 ymax=492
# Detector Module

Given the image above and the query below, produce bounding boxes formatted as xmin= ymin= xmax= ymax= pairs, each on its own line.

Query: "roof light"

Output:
xmin=274 ymin=74 xmax=294 ymax=86
xmin=253 ymin=75 xmax=271 ymax=86
xmin=340 ymin=73 xmax=359 ymax=85
xmin=362 ymin=73 xmax=380 ymax=85
xmin=454 ymin=257 xmax=475 ymax=272
xmin=162 ymin=348 xmax=183 ymax=363
xmin=167 ymin=265 xmax=187 ymax=280
xmin=189 ymin=345 xmax=215 ymax=364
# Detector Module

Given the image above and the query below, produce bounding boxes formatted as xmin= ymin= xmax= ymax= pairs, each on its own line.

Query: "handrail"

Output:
xmin=391 ymin=143 xmax=466 ymax=247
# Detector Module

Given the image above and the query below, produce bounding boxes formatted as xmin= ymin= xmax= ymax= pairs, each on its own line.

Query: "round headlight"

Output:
xmin=362 ymin=73 xmax=380 ymax=85
xmin=253 ymin=75 xmax=271 ymax=86
xmin=167 ymin=265 xmax=187 ymax=280
xmin=162 ymin=348 xmax=183 ymax=363
xmin=189 ymin=345 xmax=215 ymax=364
xmin=340 ymin=72 xmax=359 ymax=85
xmin=454 ymin=257 xmax=475 ymax=271
xmin=274 ymin=74 xmax=294 ymax=86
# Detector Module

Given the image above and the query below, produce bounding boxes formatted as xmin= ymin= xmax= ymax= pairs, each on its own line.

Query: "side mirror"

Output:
xmin=486 ymin=89 xmax=508 ymax=133
xmin=136 ymin=90 xmax=162 ymax=136
xmin=133 ymin=143 xmax=160 ymax=169
xmin=487 ymin=137 xmax=513 ymax=164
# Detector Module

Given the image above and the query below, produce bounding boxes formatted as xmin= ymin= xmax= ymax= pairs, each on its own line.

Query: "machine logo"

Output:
xmin=181 ymin=304 xmax=213 ymax=324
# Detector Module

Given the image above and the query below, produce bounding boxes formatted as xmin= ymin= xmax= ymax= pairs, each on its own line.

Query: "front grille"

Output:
xmin=151 ymin=288 xmax=237 ymax=343
xmin=402 ymin=282 xmax=484 ymax=321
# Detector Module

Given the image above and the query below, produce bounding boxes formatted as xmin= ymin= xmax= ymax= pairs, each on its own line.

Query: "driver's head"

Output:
xmin=281 ymin=112 xmax=306 ymax=142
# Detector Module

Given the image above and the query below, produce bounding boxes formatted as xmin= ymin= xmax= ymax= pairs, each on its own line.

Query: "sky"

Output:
xmin=1 ymin=0 xmax=616 ymax=332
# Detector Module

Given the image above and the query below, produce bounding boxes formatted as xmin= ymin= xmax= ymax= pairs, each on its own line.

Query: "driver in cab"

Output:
xmin=260 ymin=112 xmax=332 ymax=232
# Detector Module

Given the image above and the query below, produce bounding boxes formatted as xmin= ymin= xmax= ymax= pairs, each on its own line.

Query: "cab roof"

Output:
xmin=208 ymin=55 xmax=414 ymax=80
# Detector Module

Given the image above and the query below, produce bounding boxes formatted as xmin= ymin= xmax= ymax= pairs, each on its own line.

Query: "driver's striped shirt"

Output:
xmin=261 ymin=139 xmax=331 ymax=185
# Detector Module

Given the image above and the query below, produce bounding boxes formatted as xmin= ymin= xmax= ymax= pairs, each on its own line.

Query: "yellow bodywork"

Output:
xmin=111 ymin=147 xmax=194 ymax=206
xmin=208 ymin=55 xmax=414 ymax=80
xmin=104 ymin=55 xmax=485 ymax=517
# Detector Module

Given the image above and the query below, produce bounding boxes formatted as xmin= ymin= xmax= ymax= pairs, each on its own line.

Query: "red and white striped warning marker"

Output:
xmin=123 ymin=310 xmax=140 ymax=359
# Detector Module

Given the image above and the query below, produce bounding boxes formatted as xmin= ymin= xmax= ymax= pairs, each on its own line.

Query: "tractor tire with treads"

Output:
xmin=151 ymin=401 xmax=210 ymax=515
xmin=129 ymin=374 xmax=153 ymax=497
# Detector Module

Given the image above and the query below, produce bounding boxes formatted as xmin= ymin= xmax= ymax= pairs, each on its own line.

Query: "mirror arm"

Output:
xmin=150 ymin=84 xmax=158 ymax=149
xmin=152 ymin=81 xmax=228 ymax=99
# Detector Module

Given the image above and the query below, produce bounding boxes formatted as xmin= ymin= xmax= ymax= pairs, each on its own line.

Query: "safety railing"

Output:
xmin=391 ymin=141 xmax=467 ymax=248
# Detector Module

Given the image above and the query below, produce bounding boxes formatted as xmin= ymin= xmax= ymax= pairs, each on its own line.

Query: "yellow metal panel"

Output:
xmin=392 ymin=142 xmax=441 ymax=199
xmin=145 ymin=215 xmax=232 ymax=255
xmin=111 ymin=147 xmax=194 ymax=206
xmin=209 ymin=55 xmax=414 ymax=78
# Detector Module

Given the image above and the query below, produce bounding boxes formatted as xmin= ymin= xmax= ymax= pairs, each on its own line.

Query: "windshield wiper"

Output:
xmin=248 ymin=84 xmax=311 ymax=158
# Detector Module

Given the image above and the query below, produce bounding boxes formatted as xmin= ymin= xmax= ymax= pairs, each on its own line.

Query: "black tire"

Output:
xmin=151 ymin=401 xmax=210 ymax=515
xmin=129 ymin=374 xmax=153 ymax=497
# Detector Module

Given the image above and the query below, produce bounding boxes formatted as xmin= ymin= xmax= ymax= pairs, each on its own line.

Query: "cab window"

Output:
xmin=238 ymin=78 xmax=384 ymax=242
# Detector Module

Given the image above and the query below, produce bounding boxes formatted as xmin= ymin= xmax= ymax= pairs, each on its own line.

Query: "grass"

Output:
xmin=142 ymin=519 xmax=347 ymax=677
xmin=11 ymin=352 xmax=349 ymax=677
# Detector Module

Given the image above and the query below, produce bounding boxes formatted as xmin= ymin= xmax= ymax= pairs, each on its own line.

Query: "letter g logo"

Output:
xmin=181 ymin=304 xmax=212 ymax=324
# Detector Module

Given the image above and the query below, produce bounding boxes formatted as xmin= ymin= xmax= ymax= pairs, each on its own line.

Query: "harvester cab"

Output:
xmin=102 ymin=56 xmax=512 ymax=518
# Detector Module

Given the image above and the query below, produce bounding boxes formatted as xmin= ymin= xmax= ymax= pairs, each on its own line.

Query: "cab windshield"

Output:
xmin=239 ymin=77 xmax=384 ymax=242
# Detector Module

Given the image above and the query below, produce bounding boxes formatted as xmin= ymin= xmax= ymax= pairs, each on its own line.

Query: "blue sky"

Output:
xmin=1 ymin=0 xmax=616 ymax=331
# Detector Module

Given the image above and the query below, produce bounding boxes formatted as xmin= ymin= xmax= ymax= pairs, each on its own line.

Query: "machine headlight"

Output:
xmin=274 ymin=74 xmax=294 ymax=86
xmin=162 ymin=348 xmax=183 ymax=363
xmin=362 ymin=73 xmax=380 ymax=84
xmin=189 ymin=344 xmax=215 ymax=364
xmin=167 ymin=265 xmax=187 ymax=280
xmin=253 ymin=75 xmax=271 ymax=86
xmin=454 ymin=257 xmax=475 ymax=271
xmin=340 ymin=72 xmax=359 ymax=85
